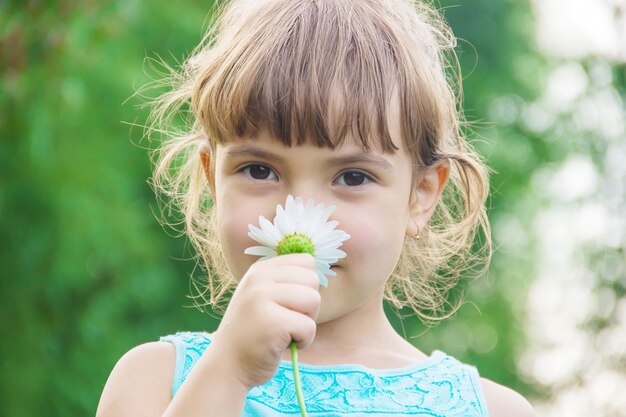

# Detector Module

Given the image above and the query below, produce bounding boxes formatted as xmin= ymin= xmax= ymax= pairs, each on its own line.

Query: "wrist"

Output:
xmin=201 ymin=342 xmax=253 ymax=392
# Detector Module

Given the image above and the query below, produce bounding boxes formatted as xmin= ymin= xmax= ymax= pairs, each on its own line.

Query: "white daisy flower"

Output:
xmin=244 ymin=194 xmax=350 ymax=287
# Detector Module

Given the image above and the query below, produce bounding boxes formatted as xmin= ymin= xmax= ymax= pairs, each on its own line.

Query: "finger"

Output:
xmin=268 ymin=265 xmax=320 ymax=290
xmin=244 ymin=258 xmax=319 ymax=290
xmin=259 ymin=253 xmax=316 ymax=271
xmin=280 ymin=308 xmax=317 ymax=350
xmin=272 ymin=283 xmax=321 ymax=320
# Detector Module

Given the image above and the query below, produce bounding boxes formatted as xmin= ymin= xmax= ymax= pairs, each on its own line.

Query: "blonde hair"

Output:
xmin=147 ymin=0 xmax=492 ymax=323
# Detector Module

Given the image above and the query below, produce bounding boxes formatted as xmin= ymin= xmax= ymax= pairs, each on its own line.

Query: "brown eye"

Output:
xmin=242 ymin=164 xmax=278 ymax=181
xmin=335 ymin=170 xmax=373 ymax=187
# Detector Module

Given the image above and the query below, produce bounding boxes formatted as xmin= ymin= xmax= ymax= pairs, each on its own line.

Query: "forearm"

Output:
xmin=162 ymin=345 xmax=249 ymax=417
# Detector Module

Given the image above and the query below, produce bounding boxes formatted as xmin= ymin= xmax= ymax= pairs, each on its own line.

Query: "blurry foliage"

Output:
xmin=0 ymin=0 xmax=578 ymax=414
xmin=517 ymin=53 xmax=626 ymax=413
xmin=1 ymin=1 xmax=215 ymax=415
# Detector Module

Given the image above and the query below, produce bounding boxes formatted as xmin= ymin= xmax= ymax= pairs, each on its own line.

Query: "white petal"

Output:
xmin=313 ymin=206 xmax=335 ymax=225
xmin=314 ymin=238 xmax=343 ymax=250
xmin=275 ymin=205 xmax=293 ymax=235
xmin=285 ymin=214 xmax=295 ymax=234
xmin=285 ymin=195 xmax=294 ymax=209
xmin=248 ymin=225 xmax=277 ymax=248
xmin=319 ymin=266 xmax=336 ymax=277
xmin=315 ymin=259 xmax=329 ymax=268
xmin=318 ymin=272 xmax=329 ymax=288
xmin=313 ymin=243 xmax=338 ymax=254
xmin=244 ymin=246 xmax=277 ymax=257
xmin=249 ymin=227 xmax=276 ymax=248
xmin=274 ymin=203 xmax=281 ymax=219
xmin=324 ymin=204 xmax=337 ymax=218
xmin=305 ymin=199 xmax=321 ymax=221
xmin=280 ymin=199 xmax=298 ymax=233
xmin=315 ymin=258 xmax=341 ymax=265
xmin=311 ymin=229 xmax=342 ymax=247
xmin=307 ymin=205 xmax=332 ymax=234
xmin=294 ymin=217 xmax=306 ymax=233
xmin=315 ymin=253 xmax=338 ymax=263
xmin=319 ymin=220 xmax=339 ymax=232
xmin=315 ymin=260 xmax=335 ymax=276
xmin=309 ymin=229 xmax=335 ymax=245
xmin=316 ymin=230 xmax=350 ymax=247
xmin=337 ymin=232 xmax=351 ymax=242
xmin=259 ymin=216 xmax=283 ymax=244
xmin=299 ymin=221 xmax=312 ymax=237
xmin=316 ymin=248 xmax=347 ymax=259
xmin=305 ymin=198 xmax=315 ymax=214
xmin=285 ymin=195 xmax=298 ymax=219
xmin=296 ymin=198 xmax=305 ymax=219
xmin=300 ymin=215 xmax=317 ymax=236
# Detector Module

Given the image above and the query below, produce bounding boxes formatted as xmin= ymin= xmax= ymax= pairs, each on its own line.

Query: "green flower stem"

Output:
xmin=277 ymin=233 xmax=312 ymax=416
xmin=291 ymin=341 xmax=308 ymax=417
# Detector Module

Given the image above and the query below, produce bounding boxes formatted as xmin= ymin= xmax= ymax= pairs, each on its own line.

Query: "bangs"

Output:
xmin=192 ymin=0 xmax=441 ymax=161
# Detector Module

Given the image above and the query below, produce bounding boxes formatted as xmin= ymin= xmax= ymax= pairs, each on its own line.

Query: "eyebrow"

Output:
xmin=224 ymin=145 xmax=394 ymax=170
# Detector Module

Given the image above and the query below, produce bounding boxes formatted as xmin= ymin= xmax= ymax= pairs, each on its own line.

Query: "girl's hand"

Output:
xmin=207 ymin=253 xmax=321 ymax=390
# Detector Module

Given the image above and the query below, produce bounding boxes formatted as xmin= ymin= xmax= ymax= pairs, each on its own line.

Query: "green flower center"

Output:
xmin=276 ymin=233 xmax=315 ymax=256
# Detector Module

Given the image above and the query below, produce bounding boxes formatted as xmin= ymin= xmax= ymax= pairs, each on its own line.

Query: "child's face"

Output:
xmin=203 ymin=127 xmax=442 ymax=324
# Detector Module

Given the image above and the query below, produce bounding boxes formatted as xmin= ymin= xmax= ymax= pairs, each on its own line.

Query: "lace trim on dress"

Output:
xmin=160 ymin=331 xmax=488 ymax=416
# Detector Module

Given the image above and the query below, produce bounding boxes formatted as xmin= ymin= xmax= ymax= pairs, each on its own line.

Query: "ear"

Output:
xmin=199 ymin=147 xmax=216 ymax=202
xmin=406 ymin=159 xmax=451 ymax=237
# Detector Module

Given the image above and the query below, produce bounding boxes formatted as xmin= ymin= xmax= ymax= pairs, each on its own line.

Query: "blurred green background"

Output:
xmin=1 ymin=0 xmax=624 ymax=416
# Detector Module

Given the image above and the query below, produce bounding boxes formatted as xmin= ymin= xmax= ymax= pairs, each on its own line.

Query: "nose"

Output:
xmin=284 ymin=180 xmax=328 ymax=207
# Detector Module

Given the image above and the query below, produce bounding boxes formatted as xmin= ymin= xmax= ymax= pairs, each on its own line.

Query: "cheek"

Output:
xmin=217 ymin=200 xmax=265 ymax=280
xmin=342 ymin=224 xmax=385 ymax=262
xmin=338 ymin=207 xmax=407 ymax=277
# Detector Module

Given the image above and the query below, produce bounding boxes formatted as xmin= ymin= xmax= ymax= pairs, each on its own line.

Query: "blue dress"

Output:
xmin=160 ymin=331 xmax=489 ymax=416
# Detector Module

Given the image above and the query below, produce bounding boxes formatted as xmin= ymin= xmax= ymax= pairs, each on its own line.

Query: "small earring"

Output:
xmin=413 ymin=221 xmax=421 ymax=240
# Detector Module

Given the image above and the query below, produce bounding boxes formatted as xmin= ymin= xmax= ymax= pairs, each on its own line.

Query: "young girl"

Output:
xmin=97 ymin=0 xmax=536 ymax=415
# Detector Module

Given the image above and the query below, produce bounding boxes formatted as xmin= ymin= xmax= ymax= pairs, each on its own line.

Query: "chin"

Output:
xmin=315 ymin=308 xmax=337 ymax=325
